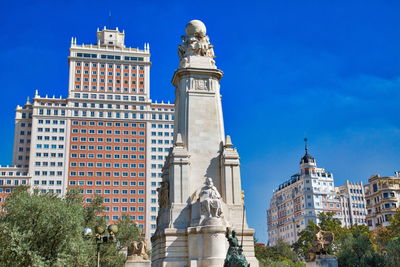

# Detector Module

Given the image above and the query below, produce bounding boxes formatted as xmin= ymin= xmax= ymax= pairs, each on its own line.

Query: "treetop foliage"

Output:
xmin=0 ymin=187 xmax=141 ymax=267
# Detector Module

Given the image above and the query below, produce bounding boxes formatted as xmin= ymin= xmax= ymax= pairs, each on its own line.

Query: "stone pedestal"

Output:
xmin=187 ymin=222 xmax=226 ymax=267
xmin=125 ymin=256 xmax=151 ymax=267
xmin=152 ymin=227 xmax=258 ymax=267
xmin=306 ymin=255 xmax=338 ymax=267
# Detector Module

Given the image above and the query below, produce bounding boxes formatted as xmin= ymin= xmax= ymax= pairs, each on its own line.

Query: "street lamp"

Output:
xmin=83 ymin=224 xmax=119 ymax=267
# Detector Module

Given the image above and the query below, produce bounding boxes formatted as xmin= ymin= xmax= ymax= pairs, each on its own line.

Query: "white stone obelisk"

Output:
xmin=151 ymin=20 xmax=259 ymax=267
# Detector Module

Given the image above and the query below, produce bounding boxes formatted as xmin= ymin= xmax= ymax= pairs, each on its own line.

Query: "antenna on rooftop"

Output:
xmin=304 ymin=137 xmax=308 ymax=154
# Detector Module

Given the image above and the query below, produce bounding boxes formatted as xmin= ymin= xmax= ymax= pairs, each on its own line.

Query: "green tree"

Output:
xmin=384 ymin=237 xmax=400 ymax=267
xmin=275 ymin=238 xmax=299 ymax=262
xmin=371 ymin=225 xmax=392 ymax=251
xmin=82 ymin=194 xmax=106 ymax=229
xmin=292 ymin=211 xmax=353 ymax=259
xmin=336 ymin=227 xmax=384 ymax=267
xmin=255 ymin=240 xmax=304 ymax=267
xmin=0 ymin=187 xmax=142 ymax=267
xmin=387 ymin=208 xmax=400 ymax=236
xmin=95 ymin=215 xmax=142 ymax=267
xmin=255 ymin=242 xmax=279 ymax=262
xmin=318 ymin=212 xmax=346 ymax=238
xmin=116 ymin=215 xmax=141 ymax=248
xmin=292 ymin=220 xmax=318 ymax=259
xmin=375 ymin=209 xmax=400 ymax=267
xmin=0 ymin=187 xmax=94 ymax=266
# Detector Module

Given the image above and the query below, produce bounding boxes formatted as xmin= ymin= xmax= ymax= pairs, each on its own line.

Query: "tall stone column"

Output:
xmin=151 ymin=20 xmax=259 ymax=267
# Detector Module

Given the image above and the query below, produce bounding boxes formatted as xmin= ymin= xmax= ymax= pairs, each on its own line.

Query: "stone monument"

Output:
xmin=306 ymin=226 xmax=337 ymax=267
xmin=151 ymin=19 xmax=258 ymax=267
xmin=224 ymin=228 xmax=250 ymax=267
xmin=125 ymin=224 xmax=151 ymax=267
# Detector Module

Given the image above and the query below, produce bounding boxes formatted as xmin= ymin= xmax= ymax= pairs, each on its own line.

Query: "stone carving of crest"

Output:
xmin=196 ymin=79 xmax=207 ymax=90
xmin=189 ymin=78 xmax=210 ymax=92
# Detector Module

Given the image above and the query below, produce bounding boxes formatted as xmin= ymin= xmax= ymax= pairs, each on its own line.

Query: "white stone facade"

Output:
xmin=29 ymin=97 xmax=69 ymax=195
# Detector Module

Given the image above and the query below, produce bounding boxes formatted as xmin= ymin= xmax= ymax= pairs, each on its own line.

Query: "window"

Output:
xmin=373 ymin=184 xmax=378 ymax=192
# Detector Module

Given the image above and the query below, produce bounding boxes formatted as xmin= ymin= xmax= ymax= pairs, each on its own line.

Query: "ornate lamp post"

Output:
xmin=83 ymin=224 xmax=119 ymax=267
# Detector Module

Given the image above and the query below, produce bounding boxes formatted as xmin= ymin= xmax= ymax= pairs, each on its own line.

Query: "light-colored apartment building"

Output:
xmin=267 ymin=144 xmax=342 ymax=246
xmin=365 ymin=172 xmax=400 ymax=230
xmin=335 ymin=180 xmax=367 ymax=227
xmin=0 ymin=27 xmax=174 ymax=237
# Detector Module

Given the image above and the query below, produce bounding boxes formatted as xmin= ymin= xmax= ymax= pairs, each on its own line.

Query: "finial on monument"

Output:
xmin=175 ymin=133 xmax=184 ymax=147
xmin=225 ymin=135 xmax=233 ymax=148
xmin=185 ymin=20 xmax=207 ymax=37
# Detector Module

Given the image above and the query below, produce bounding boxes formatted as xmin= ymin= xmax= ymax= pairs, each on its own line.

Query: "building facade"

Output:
xmin=267 ymin=144 xmax=342 ymax=246
xmin=335 ymin=180 xmax=367 ymax=228
xmin=0 ymin=166 xmax=30 ymax=203
xmin=0 ymin=27 xmax=174 ymax=237
xmin=365 ymin=173 xmax=400 ymax=230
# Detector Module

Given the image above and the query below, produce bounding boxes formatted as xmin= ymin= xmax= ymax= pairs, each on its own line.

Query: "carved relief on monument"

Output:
xmin=157 ymin=181 xmax=169 ymax=208
xmin=188 ymin=78 xmax=211 ymax=92
xmin=195 ymin=79 xmax=208 ymax=91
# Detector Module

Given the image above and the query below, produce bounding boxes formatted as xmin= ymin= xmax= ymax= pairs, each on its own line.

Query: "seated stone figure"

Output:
xmin=308 ymin=225 xmax=334 ymax=261
xmin=199 ymin=177 xmax=222 ymax=218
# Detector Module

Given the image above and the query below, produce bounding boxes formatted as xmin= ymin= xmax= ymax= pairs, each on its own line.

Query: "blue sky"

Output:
xmin=1 ymin=0 xmax=399 ymax=243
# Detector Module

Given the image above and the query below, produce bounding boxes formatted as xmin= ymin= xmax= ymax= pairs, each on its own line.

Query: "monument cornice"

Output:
xmin=171 ymin=67 xmax=224 ymax=86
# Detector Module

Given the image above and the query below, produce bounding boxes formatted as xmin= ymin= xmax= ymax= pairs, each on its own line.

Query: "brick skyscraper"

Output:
xmin=0 ymin=27 xmax=174 ymax=237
